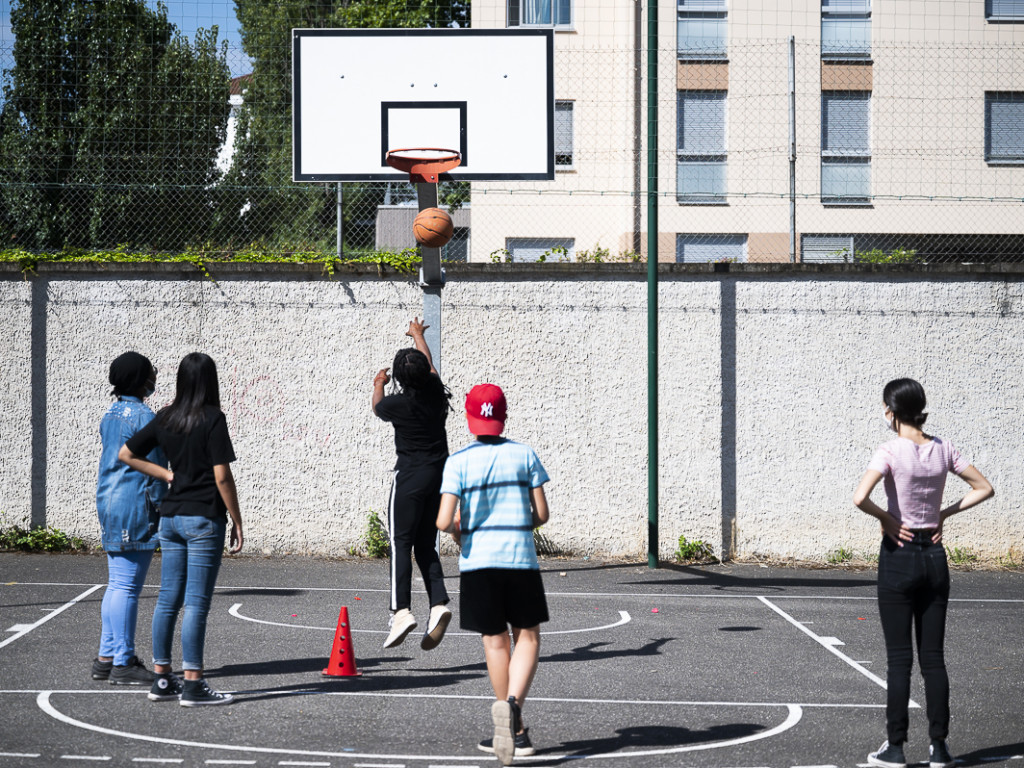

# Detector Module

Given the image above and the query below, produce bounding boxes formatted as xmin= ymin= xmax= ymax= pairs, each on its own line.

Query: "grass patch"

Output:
xmin=827 ymin=547 xmax=856 ymax=565
xmin=0 ymin=516 xmax=88 ymax=553
xmin=674 ymin=535 xmax=718 ymax=564
xmin=945 ymin=545 xmax=979 ymax=566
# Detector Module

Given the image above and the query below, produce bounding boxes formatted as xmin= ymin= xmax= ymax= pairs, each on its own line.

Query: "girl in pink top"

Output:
xmin=854 ymin=379 xmax=993 ymax=768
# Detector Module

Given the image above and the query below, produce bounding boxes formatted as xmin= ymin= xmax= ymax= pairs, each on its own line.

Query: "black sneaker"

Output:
xmin=490 ymin=698 xmax=516 ymax=766
xmin=91 ymin=658 xmax=113 ymax=681
xmin=868 ymin=740 xmax=908 ymax=768
xmin=109 ymin=656 xmax=156 ymax=686
xmin=478 ymin=728 xmax=536 ymax=757
xmin=180 ymin=678 xmax=234 ymax=707
xmin=930 ymin=739 xmax=956 ymax=768
xmin=148 ymin=673 xmax=184 ymax=702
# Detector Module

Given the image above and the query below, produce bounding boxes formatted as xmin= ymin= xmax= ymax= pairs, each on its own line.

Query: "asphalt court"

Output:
xmin=1 ymin=553 xmax=1022 ymax=768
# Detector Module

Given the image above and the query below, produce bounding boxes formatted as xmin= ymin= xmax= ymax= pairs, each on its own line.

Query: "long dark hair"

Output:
xmin=883 ymin=378 xmax=928 ymax=428
xmin=392 ymin=347 xmax=452 ymax=411
xmin=158 ymin=353 xmax=222 ymax=433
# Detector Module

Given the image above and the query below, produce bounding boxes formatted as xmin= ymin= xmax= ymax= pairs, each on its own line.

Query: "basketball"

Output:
xmin=413 ymin=207 xmax=454 ymax=249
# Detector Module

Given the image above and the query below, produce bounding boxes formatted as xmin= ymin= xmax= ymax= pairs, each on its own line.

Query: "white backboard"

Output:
xmin=292 ymin=29 xmax=555 ymax=182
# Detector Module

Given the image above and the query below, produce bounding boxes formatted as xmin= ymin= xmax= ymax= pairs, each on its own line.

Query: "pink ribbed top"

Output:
xmin=867 ymin=436 xmax=969 ymax=529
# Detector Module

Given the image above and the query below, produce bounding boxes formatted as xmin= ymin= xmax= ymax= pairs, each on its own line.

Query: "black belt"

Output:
xmin=909 ymin=529 xmax=937 ymax=544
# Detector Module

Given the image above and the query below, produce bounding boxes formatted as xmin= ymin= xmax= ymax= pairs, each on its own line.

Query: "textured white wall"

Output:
xmin=1 ymin=264 xmax=1021 ymax=560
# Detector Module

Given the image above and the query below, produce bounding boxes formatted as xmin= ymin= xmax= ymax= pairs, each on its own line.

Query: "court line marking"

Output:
xmin=757 ymin=597 xmax=920 ymax=709
xmin=228 ymin=603 xmax=631 ymax=636
xmin=7 ymin=582 xmax=1024 ymax=603
xmin=0 ymin=585 xmax=104 ymax=650
xmin=37 ymin=691 xmax=801 ymax=762
xmin=0 ymin=753 xmax=41 ymax=758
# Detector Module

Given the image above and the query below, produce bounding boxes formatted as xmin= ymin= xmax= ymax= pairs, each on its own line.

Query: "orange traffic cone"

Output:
xmin=321 ymin=606 xmax=362 ymax=677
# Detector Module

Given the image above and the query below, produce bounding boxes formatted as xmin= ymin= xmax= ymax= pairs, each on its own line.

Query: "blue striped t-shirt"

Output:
xmin=440 ymin=438 xmax=549 ymax=572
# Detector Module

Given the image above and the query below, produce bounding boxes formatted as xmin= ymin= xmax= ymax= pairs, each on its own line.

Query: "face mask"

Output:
xmin=883 ymin=413 xmax=896 ymax=432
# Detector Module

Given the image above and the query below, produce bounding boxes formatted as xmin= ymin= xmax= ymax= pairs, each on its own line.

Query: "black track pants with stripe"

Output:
xmin=387 ymin=462 xmax=450 ymax=613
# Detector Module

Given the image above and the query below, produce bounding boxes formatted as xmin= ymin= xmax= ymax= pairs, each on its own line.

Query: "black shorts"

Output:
xmin=459 ymin=568 xmax=549 ymax=636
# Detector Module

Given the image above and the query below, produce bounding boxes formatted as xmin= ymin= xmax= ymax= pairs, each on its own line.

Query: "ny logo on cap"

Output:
xmin=480 ymin=402 xmax=494 ymax=418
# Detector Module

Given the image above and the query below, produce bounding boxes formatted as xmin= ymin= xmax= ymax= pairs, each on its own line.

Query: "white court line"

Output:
xmin=281 ymin=763 xmax=334 ymax=767
xmin=353 ymin=764 xmax=404 ymax=768
xmin=0 ymin=753 xmax=40 ymax=758
xmin=228 ymin=604 xmax=631 ymax=636
xmin=37 ymin=691 xmax=802 ymax=762
xmin=60 ymin=757 xmax=111 ymax=762
xmin=132 ymin=760 xmax=184 ymax=764
xmin=757 ymin=596 xmax=920 ymax=709
xmin=205 ymin=761 xmax=257 ymax=765
xmin=0 ymin=585 xmax=104 ymax=650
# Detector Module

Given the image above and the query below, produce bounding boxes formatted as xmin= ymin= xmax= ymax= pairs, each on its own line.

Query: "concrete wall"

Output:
xmin=2 ymin=262 xmax=1022 ymax=560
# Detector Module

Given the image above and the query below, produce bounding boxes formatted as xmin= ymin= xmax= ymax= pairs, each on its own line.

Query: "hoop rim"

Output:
xmin=385 ymin=148 xmax=462 ymax=180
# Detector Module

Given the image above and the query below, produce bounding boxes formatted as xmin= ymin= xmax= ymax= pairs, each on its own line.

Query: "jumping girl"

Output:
xmin=853 ymin=378 xmax=993 ymax=768
xmin=372 ymin=318 xmax=453 ymax=650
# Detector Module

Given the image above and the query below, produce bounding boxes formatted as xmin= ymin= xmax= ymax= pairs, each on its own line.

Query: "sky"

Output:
xmin=0 ymin=1 xmax=253 ymax=79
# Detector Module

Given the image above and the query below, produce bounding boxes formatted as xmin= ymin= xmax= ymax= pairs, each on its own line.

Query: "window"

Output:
xmin=555 ymin=101 xmax=574 ymax=169
xmin=508 ymin=0 xmax=572 ymax=28
xmin=677 ymin=91 xmax=727 ymax=204
xmin=677 ymin=234 xmax=747 ymax=263
xmin=822 ymin=0 xmax=871 ymax=60
xmin=821 ymin=91 xmax=871 ymax=204
xmin=986 ymin=0 xmax=1024 ymax=21
xmin=678 ymin=0 xmax=727 ymax=59
xmin=506 ymin=238 xmax=575 ymax=262
xmin=985 ymin=92 xmax=1024 ymax=164
xmin=801 ymin=234 xmax=854 ymax=262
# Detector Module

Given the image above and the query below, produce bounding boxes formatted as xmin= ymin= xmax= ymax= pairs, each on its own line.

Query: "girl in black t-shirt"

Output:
xmin=119 ymin=352 xmax=243 ymax=707
xmin=372 ymin=318 xmax=453 ymax=651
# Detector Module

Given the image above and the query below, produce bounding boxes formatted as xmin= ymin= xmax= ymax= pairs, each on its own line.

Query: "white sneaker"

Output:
xmin=383 ymin=609 xmax=417 ymax=648
xmin=420 ymin=604 xmax=453 ymax=650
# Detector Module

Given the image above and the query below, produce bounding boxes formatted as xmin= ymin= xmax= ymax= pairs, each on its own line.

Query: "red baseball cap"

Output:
xmin=465 ymin=383 xmax=507 ymax=436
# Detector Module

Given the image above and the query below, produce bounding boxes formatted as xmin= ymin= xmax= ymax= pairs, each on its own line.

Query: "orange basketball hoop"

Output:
xmin=385 ymin=148 xmax=462 ymax=184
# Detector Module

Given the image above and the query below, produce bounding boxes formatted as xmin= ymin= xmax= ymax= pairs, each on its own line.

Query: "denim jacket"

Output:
xmin=96 ymin=397 xmax=168 ymax=552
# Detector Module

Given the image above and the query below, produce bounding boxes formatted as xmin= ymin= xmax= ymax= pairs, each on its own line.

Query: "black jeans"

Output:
xmin=877 ymin=535 xmax=951 ymax=744
xmin=387 ymin=462 xmax=449 ymax=613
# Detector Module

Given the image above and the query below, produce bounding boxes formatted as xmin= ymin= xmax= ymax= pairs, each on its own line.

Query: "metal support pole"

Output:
xmin=416 ymin=182 xmax=443 ymax=375
xmin=789 ymin=36 xmax=796 ymax=263
xmin=342 ymin=183 xmax=350 ymax=262
xmin=646 ymin=0 xmax=659 ymax=569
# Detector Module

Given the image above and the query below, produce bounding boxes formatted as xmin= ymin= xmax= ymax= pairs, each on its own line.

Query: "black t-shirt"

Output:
xmin=126 ymin=405 xmax=236 ymax=519
xmin=375 ymin=379 xmax=449 ymax=468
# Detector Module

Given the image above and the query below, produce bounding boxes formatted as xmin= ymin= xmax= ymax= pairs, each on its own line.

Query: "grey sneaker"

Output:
xmin=478 ymin=728 xmax=535 ymax=757
xmin=180 ymin=678 xmax=234 ymax=707
xmin=109 ymin=656 xmax=156 ymax=685
xmin=148 ymin=673 xmax=184 ymax=702
xmin=930 ymin=739 xmax=955 ymax=768
xmin=91 ymin=658 xmax=113 ymax=681
xmin=491 ymin=698 xmax=516 ymax=766
xmin=420 ymin=604 xmax=452 ymax=650
xmin=383 ymin=609 xmax=417 ymax=649
xmin=868 ymin=740 xmax=907 ymax=768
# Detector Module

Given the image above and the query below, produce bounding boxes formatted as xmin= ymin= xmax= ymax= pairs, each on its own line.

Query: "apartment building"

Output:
xmin=468 ymin=0 xmax=1024 ymax=263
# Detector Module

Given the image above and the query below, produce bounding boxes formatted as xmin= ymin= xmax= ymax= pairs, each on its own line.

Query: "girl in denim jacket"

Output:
xmin=93 ymin=352 xmax=166 ymax=685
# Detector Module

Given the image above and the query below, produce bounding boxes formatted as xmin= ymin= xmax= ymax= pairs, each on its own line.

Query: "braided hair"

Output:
xmin=392 ymin=347 xmax=452 ymax=411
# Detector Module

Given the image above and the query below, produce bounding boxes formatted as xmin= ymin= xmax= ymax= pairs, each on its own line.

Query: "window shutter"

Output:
xmin=678 ymin=92 xmax=726 ymax=154
xmin=677 ymin=235 xmax=746 ymax=263
xmin=555 ymin=102 xmax=574 ymax=164
xmin=988 ymin=0 xmax=1024 ymax=18
xmin=679 ymin=0 xmax=727 ymax=9
xmin=822 ymin=93 xmax=870 ymax=155
xmin=802 ymin=235 xmax=854 ymax=262
xmin=822 ymin=0 xmax=870 ymax=12
xmin=986 ymin=94 xmax=1024 ymax=159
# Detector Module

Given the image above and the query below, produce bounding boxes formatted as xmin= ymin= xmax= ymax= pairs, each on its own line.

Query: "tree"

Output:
xmin=217 ymin=0 xmax=470 ymax=252
xmin=0 ymin=0 xmax=231 ymax=251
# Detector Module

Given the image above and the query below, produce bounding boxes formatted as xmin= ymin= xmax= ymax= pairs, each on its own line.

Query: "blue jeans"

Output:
xmin=151 ymin=516 xmax=226 ymax=671
xmin=99 ymin=550 xmax=154 ymax=665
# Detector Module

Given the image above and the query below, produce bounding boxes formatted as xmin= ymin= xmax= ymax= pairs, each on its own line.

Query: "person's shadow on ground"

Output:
xmin=953 ymin=742 xmax=1024 ymax=767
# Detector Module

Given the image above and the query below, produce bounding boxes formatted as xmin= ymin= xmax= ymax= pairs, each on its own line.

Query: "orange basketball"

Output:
xmin=413 ymin=207 xmax=454 ymax=249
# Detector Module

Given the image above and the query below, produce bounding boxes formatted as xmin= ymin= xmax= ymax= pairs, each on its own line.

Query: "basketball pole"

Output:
xmin=416 ymin=182 xmax=444 ymax=376
xmin=646 ymin=0 xmax=659 ymax=570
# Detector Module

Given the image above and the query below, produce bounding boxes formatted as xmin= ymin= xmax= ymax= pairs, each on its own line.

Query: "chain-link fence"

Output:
xmin=1 ymin=0 xmax=1022 ymax=263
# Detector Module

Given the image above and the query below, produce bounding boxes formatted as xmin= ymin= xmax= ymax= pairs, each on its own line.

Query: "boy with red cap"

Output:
xmin=437 ymin=383 xmax=550 ymax=766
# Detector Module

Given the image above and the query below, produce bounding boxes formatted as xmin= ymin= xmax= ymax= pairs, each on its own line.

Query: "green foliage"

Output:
xmin=0 ymin=246 xmax=422 ymax=278
xmin=0 ymin=514 xmax=88 ymax=553
xmin=222 ymin=0 xmax=470 ymax=250
xmin=360 ymin=509 xmax=390 ymax=559
xmin=945 ymin=545 xmax=979 ymax=566
xmin=533 ymin=527 xmax=563 ymax=556
xmin=674 ymin=535 xmax=718 ymax=563
xmin=0 ymin=0 xmax=231 ymax=251
xmin=827 ymin=547 xmax=855 ymax=564
xmin=853 ymin=248 xmax=922 ymax=264
xmin=489 ymin=248 xmax=512 ymax=263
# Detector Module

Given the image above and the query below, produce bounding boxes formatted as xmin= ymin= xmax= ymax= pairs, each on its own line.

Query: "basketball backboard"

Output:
xmin=292 ymin=29 xmax=554 ymax=182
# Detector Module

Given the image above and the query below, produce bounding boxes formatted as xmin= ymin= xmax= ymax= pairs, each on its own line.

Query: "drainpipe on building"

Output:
xmin=789 ymin=36 xmax=796 ymax=263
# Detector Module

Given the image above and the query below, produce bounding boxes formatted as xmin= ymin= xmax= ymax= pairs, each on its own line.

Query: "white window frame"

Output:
xmin=677 ymin=91 xmax=728 ymax=205
xmin=676 ymin=234 xmax=747 ymax=263
xmin=677 ymin=0 xmax=728 ymax=60
xmin=507 ymin=0 xmax=573 ymax=30
xmin=555 ymin=100 xmax=575 ymax=170
xmin=985 ymin=92 xmax=1024 ymax=164
xmin=821 ymin=0 xmax=871 ymax=61
xmin=821 ymin=91 xmax=871 ymax=205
